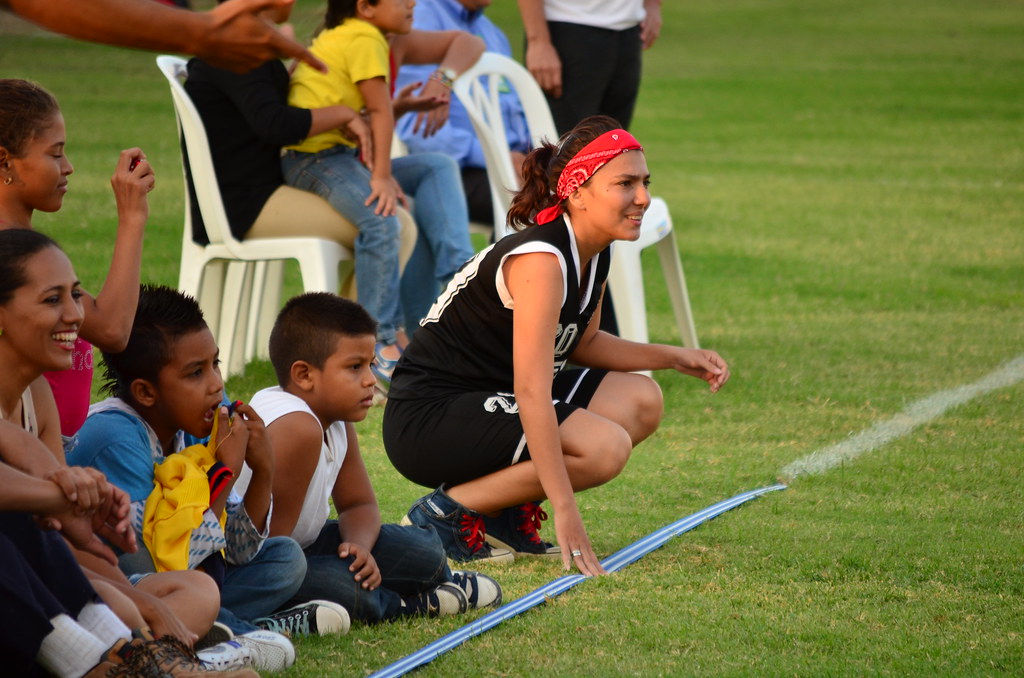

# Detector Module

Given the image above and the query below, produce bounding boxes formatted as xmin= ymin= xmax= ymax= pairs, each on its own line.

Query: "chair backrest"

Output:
xmin=453 ymin=52 xmax=558 ymax=240
xmin=155 ymin=55 xmax=242 ymax=253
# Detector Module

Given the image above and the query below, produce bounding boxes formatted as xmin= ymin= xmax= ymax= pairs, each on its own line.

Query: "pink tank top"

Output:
xmin=43 ymin=336 xmax=94 ymax=436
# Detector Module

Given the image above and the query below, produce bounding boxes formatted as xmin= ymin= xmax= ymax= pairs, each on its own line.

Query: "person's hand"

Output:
xmin=554 ymin=505 xmax=605 ymax=577
xmin=365 ymin=175 xmax=406 ymax=217
xmin=212 ymin=406 xmax=249 ymax=474
xmin=45 ymin=465 xmax=106 ymax=515
xmin=409 ymin=80 xmax=451 ymax=137
xmin=48 ymin=482 xmax=136 ymax=566
xmin=525 ymin=39 xmax=563 ymax=98
xmin=670 ymin=348 xmax=730 ymax=393
xmin=640 ymin=1 xmax=662 ymax=50
xmin=110 ymin=148 xmax=155 ymax=228
xmin=134 ymin=590 xmax=198 ymax=647
xmin=232 ymin=403 xmax=273 ymax=476
xmin=197 ymin=0 xmax=326 ymax=74
xmin=338 ymin=542 xmax=382 ymax=590
xmin=392 ymin=81 xmax=445 ymax=120
xmin=340 ymin=116 xmax=373 ymax=171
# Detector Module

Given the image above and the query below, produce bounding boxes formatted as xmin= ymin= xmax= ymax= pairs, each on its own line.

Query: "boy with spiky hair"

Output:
xmin=69 ymin=285 xmax=347 ymax=672
xmin=232 ymin=292 xmax=502 ymax=622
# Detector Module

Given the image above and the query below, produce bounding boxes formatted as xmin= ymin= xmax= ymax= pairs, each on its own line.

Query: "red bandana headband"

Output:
xmin=534 ymin=128 xmax=643 ymax=225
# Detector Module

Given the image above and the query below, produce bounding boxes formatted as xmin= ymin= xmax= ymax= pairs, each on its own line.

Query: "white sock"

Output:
xmin=77 ymin=602 xmax=132 ymax=647
xmin=36 ymin=613 xmax=108 ymax=678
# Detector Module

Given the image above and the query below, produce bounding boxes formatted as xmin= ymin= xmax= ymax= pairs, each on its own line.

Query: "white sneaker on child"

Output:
xmin=197 ymin=629 xmax=295 ymax=673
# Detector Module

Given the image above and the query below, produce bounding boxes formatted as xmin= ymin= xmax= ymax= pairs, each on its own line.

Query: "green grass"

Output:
xmin=3 ymin=0 xmax=1023 ymax=675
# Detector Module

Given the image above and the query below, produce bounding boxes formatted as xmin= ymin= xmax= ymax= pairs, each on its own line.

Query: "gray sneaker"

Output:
xmin=254 ymin=600 xmax=350 ymax=637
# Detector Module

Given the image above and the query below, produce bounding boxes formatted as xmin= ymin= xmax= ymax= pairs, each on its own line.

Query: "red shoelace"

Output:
xmin=517 ymin=503 xmax=548 ymax=545
xmin=459 ymin=513 xmax=487 ymax=552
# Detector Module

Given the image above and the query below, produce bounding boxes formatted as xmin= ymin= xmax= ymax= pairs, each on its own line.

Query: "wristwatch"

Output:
xmin=431 ymin=67 xmax=457 ymax=89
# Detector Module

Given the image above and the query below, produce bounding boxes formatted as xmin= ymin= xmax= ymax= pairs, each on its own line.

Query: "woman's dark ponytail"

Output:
xmin=506 ymin=115 xmax=622 ymax=230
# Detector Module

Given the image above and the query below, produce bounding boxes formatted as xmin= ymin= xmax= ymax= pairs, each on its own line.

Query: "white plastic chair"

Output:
xmin=452 ymin=53 xmax=700 ymax=348
xmin=156 ymin=55 xmax=354 ymax=376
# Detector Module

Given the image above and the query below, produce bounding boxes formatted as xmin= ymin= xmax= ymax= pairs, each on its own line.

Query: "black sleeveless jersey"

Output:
xmin=388 ymin=217 xmax=611 ymax=400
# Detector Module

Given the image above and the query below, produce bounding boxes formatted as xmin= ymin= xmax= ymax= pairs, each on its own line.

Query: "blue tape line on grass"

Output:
xmin=369 ymin=484 xmax=786 ymax=678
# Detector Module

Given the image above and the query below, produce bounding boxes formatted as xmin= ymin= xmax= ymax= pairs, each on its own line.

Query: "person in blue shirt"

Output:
xmin=394 ymin=0 xmax=531 ymax=227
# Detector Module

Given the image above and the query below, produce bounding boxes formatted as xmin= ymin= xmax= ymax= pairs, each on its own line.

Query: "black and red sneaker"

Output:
xmin=483 ymin=501 xmax=561 ymax=557
xmin=401 ymin=485 xmax=514 ymax=563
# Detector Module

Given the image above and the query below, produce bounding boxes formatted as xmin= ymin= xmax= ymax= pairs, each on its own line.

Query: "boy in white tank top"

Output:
xmin=235 ymin=292 xmax=503 ymax=623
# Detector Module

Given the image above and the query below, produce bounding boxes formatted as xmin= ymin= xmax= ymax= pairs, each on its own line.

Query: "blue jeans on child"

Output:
xmin=120 ymin=536 xmax=306 ymax=635
xmin=289 ymin=522 xmax=450 ymax=623
xmin=282 ymin=147 xmax=474 ymax=332
xmin=217 ymin=536 xmax=307 ymax=633
xmin=282 ymin=145 xmax=403 ymax=345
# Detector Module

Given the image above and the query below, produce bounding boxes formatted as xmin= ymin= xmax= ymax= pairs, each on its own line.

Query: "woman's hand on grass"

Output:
xmin=554 ymin=505 xmax=606 ymax=577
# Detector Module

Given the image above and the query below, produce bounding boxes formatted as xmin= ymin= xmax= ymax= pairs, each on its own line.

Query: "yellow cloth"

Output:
xmin=142 ymin=417 xmax=228 ymax=573
xmin=286 ymin=18 xmax=389 ymax=153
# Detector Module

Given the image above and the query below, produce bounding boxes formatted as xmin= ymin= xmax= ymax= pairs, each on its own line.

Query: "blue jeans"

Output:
xmin=282 ymin=147 xmax=474 ymax=332
xmin=290 ymin=522 xmax=450 ymax=623
xmin=282 ymin=146 xmax=403 ymax=344
xmin=391 ymin=153 xmax=475 ymax=329
xmin=217 ymin=537 xmax=307 ymax=634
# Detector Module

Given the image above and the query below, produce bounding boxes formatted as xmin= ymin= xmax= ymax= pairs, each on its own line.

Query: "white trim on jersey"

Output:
xmin=495 ymin=242 xmax=568 ymax=309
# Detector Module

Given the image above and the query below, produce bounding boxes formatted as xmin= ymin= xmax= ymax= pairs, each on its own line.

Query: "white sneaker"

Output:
xmin=198 ymin=630 xmax=295 ymax=672
xmin=236 ymin=630 xmax=295 ymax=672
xmin=254 ymin=599 xmax=351 ymax=637
xmin=197 ymin=639 xmax=249 ymax=671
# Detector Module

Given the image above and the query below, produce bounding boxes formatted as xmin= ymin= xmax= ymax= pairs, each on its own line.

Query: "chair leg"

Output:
xmin=195 ymin=260 xmax=226 ymax=340
xmin=248 ymin=260 xmax=283 ymax=362
xmin=218 ymin=262 xmax=254 ymax=378
xmin=655 ymin=231 xmax=700 ymax=349
xmin=298 ymin=249 xmax=341 ymax=294
xmin=607 ymin=244 xmax=650 ymax=346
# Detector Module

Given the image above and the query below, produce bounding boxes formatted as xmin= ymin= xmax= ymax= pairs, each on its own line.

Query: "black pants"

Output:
xmin=0 ymin=513 xmax=99 ymax=676
xmin=544 ymin=21 xmax=643 ymax=135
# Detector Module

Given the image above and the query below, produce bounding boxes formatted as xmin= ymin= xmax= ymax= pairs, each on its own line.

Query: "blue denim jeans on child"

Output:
xmin=282 ymin=145 xmax=403 ymax=345
xmin=288 ymin=522 xmax=450 ymax=623
xmin=217 ymin=536 xmax=307 ymax=633
xmin=282 ymin=147 xmax=473 ymax=333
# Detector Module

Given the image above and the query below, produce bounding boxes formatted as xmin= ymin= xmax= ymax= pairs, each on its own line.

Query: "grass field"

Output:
xmin=2 ymin=0 xmax=1022 ymax=675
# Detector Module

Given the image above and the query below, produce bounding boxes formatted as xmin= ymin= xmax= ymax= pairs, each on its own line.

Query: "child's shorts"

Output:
xmin=383 ymin=367 xmax=608 ymax=488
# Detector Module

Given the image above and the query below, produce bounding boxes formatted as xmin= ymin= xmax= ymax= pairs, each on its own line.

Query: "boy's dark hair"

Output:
xmin=324 ymin=0 xmax=377 ymax=29
xmin=0 ymin=79 xmax=60 ymax=157
xmin=0 ymin=229 xmax=61 ymax=305
xmin=101 ymin=284 xmax=209 ymax=402
xmin=269 ymin=292 xmax=377 ymax=386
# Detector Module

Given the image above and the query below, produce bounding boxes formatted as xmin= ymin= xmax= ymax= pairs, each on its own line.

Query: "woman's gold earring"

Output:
xmin=2 ymin=176 xmax=11 ymax=186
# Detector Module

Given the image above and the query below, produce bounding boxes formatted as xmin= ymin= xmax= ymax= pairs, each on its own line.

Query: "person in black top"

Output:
xmin=383 ymin=116 xmax=730 ymax=576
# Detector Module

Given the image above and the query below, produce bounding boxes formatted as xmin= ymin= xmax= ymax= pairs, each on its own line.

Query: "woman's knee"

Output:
xmin=566 ymin=424 xmax=632 ymax=487
xmin=632 ymin=376 xmax=664 ymax=442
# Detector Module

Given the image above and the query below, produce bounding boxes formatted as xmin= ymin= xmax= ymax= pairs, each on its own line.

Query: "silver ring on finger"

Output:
xmin=571 ymin=549 xmax=582 ymax=558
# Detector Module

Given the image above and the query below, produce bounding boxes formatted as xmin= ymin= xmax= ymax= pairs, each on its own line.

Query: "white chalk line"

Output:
xmin=781 ymin=354 xmax=1024 ymax=480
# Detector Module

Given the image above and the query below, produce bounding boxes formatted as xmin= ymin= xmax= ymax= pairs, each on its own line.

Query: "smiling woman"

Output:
xmin=0 ymin=230 xmax=81 ymax=451
xmin=382 ymin=115 xmax=732 ymax=577
xmin=0 ymin=78 xmax=154 ymax=438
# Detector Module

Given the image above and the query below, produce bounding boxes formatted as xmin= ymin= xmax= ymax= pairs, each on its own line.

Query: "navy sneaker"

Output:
xmin=402 ymin=486 xmax=514 ymax=564
xmin=400 ymin=582 xmax=468 ymax=617
xmin=451 ymin=570 xmax=502 ymax=608
xmin=483 ymin=502 xmax=561 ymax=557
